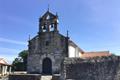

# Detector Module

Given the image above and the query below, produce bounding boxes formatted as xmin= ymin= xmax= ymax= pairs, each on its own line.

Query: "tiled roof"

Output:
xmin=81 ymin=51 xmax=111 ymax=58
xmin=0 ymin=58 xmax=9 ymax=65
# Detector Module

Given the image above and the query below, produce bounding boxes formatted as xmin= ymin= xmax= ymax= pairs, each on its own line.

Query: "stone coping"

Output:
xmin=64 ymin=55 xmax=120 ymax=64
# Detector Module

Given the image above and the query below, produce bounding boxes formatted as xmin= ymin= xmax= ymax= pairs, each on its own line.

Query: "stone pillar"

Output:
xmin=2 ymin=65 xmax=5 ymax=76
xmin=4 ymin=66 xmax=6 ymax=75
xmin=4 ymin=66 xmax=5 ymax=75
xmin=5 ymin=66 xmax=8 ymax=75
xmin=0 ymin=65 xmax=1 ymax=76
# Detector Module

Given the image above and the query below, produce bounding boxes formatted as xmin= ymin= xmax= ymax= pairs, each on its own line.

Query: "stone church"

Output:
xmin=27 ymin=10 xmax=111 ymax=75
xmin=27 ymin=10 xmax=84 ymax=75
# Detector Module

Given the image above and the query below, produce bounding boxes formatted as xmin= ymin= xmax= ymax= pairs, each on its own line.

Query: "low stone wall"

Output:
xmin=62 ymin=56 xmax=120 ymax=80
xmin=9 ymin=74 xmax=41 ymax=80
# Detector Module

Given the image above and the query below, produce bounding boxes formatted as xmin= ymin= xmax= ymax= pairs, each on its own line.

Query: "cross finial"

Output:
xmin=29 ymin=35 xmax=31 ymax=41
xmin=56 ymin=12 xmax=58 ymax=17
xmin=67 ymin=30 xmax=69 ymax=38
xmin=48 ymin=4 xmax=50 ymax=11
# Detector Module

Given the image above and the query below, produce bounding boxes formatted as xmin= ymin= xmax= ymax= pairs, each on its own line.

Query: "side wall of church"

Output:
xmin=61 ymin=56 xmax=120 ymax=80
xmin=68 ymin=45 xmax=82 ymax=58
xmin=27 ymin=32 xmax=67 ymax=74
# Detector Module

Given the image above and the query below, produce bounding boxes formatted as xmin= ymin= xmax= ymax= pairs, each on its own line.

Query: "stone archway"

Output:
xmin=42 ymin=58 xmax=52 ymax=75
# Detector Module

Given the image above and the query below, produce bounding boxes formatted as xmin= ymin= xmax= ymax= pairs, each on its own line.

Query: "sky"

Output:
xmin=0 ymin=0 xmax=120 ymax=63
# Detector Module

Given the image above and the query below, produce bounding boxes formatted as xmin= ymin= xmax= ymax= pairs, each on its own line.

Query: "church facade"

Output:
xmin=27 ymin=10 xmax=83 ymax=74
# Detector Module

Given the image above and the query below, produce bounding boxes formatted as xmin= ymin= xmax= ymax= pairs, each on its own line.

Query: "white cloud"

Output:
xmin=0 ymin=47 xmax=21 ymax=53
xmin=0 ymin=37 xmax=27 ymax=45
xmin=0 ymin=47 xmax=22 ymax=64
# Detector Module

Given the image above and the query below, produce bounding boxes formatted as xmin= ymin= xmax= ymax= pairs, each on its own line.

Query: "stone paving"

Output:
xmin=41 ymin=75 xmax=52 ymax=80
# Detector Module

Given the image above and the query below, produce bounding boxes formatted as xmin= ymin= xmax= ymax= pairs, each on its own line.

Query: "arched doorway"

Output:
xmin=42 ymin=58 xmax=52 ymax=75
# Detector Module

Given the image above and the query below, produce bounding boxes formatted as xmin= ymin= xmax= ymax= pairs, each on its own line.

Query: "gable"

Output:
xmin=41 ymin=11 xmax=56 ymax=20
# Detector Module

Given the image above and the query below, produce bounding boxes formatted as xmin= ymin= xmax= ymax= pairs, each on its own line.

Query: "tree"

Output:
xmin=12 ymin=50 xmax=28 ymax=71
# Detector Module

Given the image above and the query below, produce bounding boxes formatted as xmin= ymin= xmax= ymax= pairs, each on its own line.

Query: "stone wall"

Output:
xmin=9 ymin=74 xmax=41 ymax=80
xmin=62 ymin=56 xmax=120 ymax=80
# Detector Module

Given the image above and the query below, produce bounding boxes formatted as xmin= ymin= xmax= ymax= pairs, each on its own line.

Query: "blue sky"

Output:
xmin=0 ymin=0 xmax=120 ymax=63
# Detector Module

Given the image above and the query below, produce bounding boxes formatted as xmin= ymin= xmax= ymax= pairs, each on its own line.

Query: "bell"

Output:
xmin=43 ymin=26 xmax=46 ymax=30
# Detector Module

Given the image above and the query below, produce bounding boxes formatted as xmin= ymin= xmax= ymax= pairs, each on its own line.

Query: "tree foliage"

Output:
xmin=12 ymin=50 xmax=28 ymax=71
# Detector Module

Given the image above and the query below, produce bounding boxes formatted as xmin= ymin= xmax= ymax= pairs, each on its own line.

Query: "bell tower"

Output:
xmin=39 ymin=10 xmax=59 ymax=33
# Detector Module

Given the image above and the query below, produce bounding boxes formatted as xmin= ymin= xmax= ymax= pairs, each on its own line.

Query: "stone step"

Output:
xmin=41 ymin=75 xmax=52 ymax=80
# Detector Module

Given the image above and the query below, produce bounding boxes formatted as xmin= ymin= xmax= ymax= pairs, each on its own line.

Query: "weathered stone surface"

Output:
xmin=61 ymin=56 xmax=120 ymax=80
xmin=27 ymin=31 xmax=68 ymax=74
xmin=9 ymin=74 xmax=41 ymax=80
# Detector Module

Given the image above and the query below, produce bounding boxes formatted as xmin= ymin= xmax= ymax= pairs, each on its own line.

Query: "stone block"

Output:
xmin=52 ymin=74 xmax=60 ymax=80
